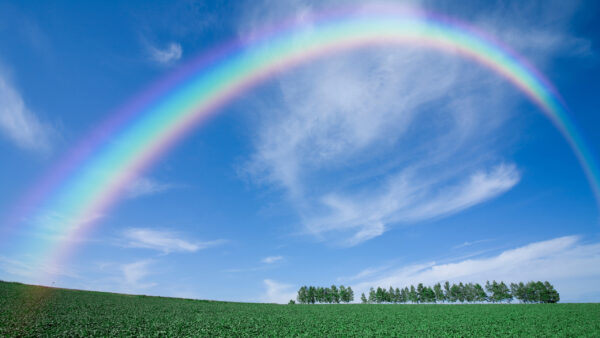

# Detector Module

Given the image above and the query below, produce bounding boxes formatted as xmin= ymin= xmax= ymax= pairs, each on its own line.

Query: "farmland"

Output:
xmin=1 ymin=281 xmax=599 ymax=336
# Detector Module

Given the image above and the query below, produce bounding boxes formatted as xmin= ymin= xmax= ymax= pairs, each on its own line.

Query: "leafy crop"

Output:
xmin=1 ymin=281 xmax=598 ymax=336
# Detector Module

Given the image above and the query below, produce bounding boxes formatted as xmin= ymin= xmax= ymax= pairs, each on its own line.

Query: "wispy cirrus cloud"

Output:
xmin=123 ymin=228 xmax=226 ymax=254
xmin=120 ymin=259 xmax=157 ymax=291
xmin=260 ymin=279 xmax=296 ymax=304
xmin=453 ymin=238 xmax=494 ymax=249
xmin=309 ymin=164 xmax=519 ymax=246
xmin=262 ymin=255 xmax=284 ymax=264
xmin=347 ymin=236 xmax=600 ymax=302
xmin=125 ymin=176 xmax=175 ymax=199
xmin=0 ymin=255 xmax=80 ymax=284
xmin=223 ymin=255 xmax=285 ymax=273
xmin=236 ymin=0 xmax=588 ymax=246
xmin=147 ymin=42 xmax=182 ymax=65
xmin=0 ymin=75 xmax=55 ymax=152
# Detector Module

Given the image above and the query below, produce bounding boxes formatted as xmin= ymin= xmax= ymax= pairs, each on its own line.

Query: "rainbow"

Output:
xmin=8 ymin=7 xmax=600 ymax=280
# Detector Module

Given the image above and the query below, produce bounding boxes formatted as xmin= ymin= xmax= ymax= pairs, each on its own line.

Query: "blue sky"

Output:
xmin=1 ymin=0 xmax=600 ymax=303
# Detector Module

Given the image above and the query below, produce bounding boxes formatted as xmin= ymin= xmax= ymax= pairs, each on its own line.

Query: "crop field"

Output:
xmin=1 ymin=281 xmax=599 ymax=336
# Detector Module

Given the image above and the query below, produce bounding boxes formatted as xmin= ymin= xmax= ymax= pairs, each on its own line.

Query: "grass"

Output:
xmin=1 ymin=281 xmax=599 ymax=336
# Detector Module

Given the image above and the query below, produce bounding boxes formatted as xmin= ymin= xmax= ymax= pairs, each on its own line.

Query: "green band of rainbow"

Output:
xmin=13 ymin=8 xmax=599 ymax=278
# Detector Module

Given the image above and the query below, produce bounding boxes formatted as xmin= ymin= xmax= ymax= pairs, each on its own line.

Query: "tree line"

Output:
xmin=359 ymin=281 xmax=559 ymax=304
xmin=296 ymin=285 xmax=355 ymax=304
xmin=295 ymin=280 xmax=559 ymax=304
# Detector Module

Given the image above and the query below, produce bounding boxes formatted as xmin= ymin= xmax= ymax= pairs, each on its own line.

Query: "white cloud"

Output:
xmin=0 ymin=256 xmax=80 ymax=284
xmin=262 ymin=256 xmax=284 ymax=264
xmin=25 ymin=211 xmax=105 ymax=247
xmin=125 ymin=176 xmax=174 ymax=198
xmin=348 ymin=236 xmax=600 ymax=302
xmin=309 ymin=164 xmax=519 ymax=246
xmin=403 ymin=164 xmax=520 ymax=221
xmin=473 ymin=1 xmax=595 ymax=60
xmin=260 ymin=279 xmax=297 ymax=304
xmin=236 ymin=0 xmax=594 ymax=246
xmin=337 ymin=265 xmax=392 ymax=283
xmin=0 ymin=75 xmax=54 ymax=152
xmin=121 ymin=260 xmax=156 ymax=289
xmin=147 ymin=42 xmax=182 ymax=65
xmin=123 ymin=228 xmax=226 ymax=254
xmin=453 ymin=239 xmax=494 ymax=249
xmin=237 ymin=1 xmax=542 ymax=246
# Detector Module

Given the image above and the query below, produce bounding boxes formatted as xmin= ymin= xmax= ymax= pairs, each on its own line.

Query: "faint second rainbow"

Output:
xmin=13 ymin=7 xmax=599 ymax=277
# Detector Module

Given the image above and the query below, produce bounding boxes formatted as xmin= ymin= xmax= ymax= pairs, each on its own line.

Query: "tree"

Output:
xmin=347 ymin=286 xmax=354 ymax=303
xmin=544 ymin=281 xmax=560 ymax=303
xmin=474 ymin=283 xmax=488 ymax=303
xmin=315 ymin=287 xmax=323 ymax=303
xmin=443 ymin=281 xmax=451 ymax=302
xmin=525 ymin=281 xmax=538 ymax=303
xmin=433 ymin=283 xmax=444 ymax=303
xmin=323 ymin=287 xmax=331 ymax=303
xmin=449 ymin=283 xmax=460 ymax=303
xmin=409 ymin=285 xmax=418 ymax=303
xmin=331 ymin=285 xmax=340 ymax=304
xmin=463 ymin=283 xmax=473 ymax=303
xmin=339 ymin=285 xmax=347 ymax=303
xmin=401 ymin=287 xmax=409 ymax=303
xmin=423 ymin=286 xmax=436 ymax=303
xmin=511 ymin=282 xmax=527 ymax=303
xmin=308 ymin=286 xmax=316 ymax=304
xmin=394 ymin=287 xmax=401 ymax=304
xmin=485 ymin=281 xmax=494 ymax=302
xmin=498 ymin=282 xmax=512 ymax=303
xmin=416 ymin=283 xmax=425 ymax=303
xmin=288 ymin=299 xmax=295 ymax=305
xmin=297 ymin=286 xmax=308 ymax=304
xmin=388 ymin=287 xmax=395 ymax=303
xmin=361 ymin=293 xmax=368 ymax=304
xmin=457 ymin=282 xmax=466 ymax=302
xmin=368 ymin=287 xmax=376 ymax=304
xmin=510 ymin=283 xmax=520 ymax=302
xmin=375 ymin=287 xmax=384 ymax=303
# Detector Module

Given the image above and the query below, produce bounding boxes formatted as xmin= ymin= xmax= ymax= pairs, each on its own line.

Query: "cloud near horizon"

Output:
xmin=347 ymin=235 xmax=600 ymax=302
xmin=120 ymin=259 xmax=157 ymax=291
xmin=260 ymin=279 xmax=297 ymax=304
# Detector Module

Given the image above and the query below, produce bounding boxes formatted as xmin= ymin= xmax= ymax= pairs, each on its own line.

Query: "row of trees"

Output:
xmin=296 ymin=285 xmax=354 ymax=304
xmin=359 ymin=281 xmax=559 ymax=304
xmin=510 ymin=281 xmax=561 ymax=304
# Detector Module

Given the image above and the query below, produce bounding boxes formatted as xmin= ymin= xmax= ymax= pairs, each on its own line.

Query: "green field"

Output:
xmin=1 ymin=281 xmax=599 ymax=336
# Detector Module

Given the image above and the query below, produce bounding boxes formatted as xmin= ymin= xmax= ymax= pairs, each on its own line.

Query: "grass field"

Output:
xmin=1 ymin=281 xmax=599 ymax=336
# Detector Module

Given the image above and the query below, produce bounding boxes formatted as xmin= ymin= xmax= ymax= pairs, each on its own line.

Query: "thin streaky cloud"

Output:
xmin=0 ymin=75 xmax=55 ymax=152
xmin=125 ymin=176 xmax=175 ymax=199
xmin=147 ymin=42 xmax=182 ymax=65
xmin=123 ymin=228 xmax=226 ymax=254
xmin=262 ymin=256 xmax=284 ymax=264
xmin=350 ymin=236 xmax=600 ymax=302
xmin=0 ymin=255 xmax=80 ymax=282
xmin=224 ymin=256 xmax=285 ymax=273
xmin=307 ymin=164 xmax=520 ymax=246
xmin=453 ymin=239 xmax=495 ymax=249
